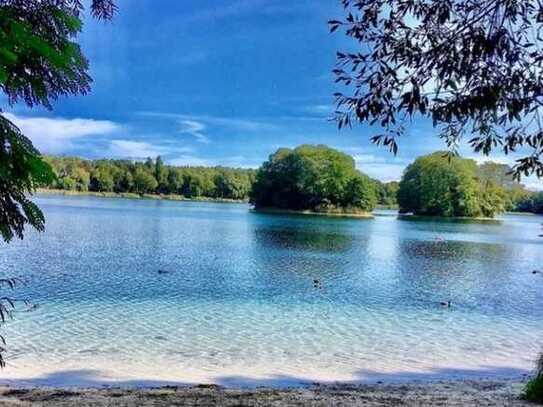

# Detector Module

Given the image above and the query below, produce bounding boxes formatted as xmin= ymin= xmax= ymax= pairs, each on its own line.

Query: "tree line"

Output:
xmin=43 ymin=150 xmax=542 ymax=215
xmin=44 ymin=156 xmax=256 ymax=201
xmin=43 ymin=152 xmax=400 ymax=206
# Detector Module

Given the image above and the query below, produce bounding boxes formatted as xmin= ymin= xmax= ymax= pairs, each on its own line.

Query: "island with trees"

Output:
xmin=249 ymin=145 xmax=378 ymax=217
xmin=398 ymin=153 xmax=506 ymax=218
xmin=397 ymin=152 xmax=541 ymax=218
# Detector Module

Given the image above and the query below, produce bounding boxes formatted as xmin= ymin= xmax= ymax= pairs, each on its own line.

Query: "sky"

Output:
xmin=4 ymin=0 xmax=543 ymax=188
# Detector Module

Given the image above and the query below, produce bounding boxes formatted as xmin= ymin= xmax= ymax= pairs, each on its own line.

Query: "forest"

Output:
xmin=42 ymin=153 xmax=399 ymax=206
xmin=43 ymin=156 xmax=257 ymax=201
xmin=42 ymin=150 xmax=541 ymax=215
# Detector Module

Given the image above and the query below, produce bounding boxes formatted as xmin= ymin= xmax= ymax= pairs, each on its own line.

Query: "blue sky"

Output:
xmin=4 ymin=0 xmax=542 ymax=188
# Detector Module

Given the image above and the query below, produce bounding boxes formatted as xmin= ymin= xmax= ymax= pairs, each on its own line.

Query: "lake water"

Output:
xmin=0 ymin=195 xmax=542 ymax=387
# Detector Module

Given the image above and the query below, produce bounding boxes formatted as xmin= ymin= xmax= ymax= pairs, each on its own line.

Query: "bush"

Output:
xmin=523 ymin=377 xmax=543 ymax=403
xmin=523 ymin=353 xmax=543 ymax=403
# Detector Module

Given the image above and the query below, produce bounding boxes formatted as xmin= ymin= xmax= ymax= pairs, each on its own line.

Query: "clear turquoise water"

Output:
xmin=0 ymin=195 xmax=542 ymax=387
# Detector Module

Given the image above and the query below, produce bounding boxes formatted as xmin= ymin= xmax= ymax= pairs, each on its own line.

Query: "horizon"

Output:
xmin=2 ymin=0 xmax=543 ymax=190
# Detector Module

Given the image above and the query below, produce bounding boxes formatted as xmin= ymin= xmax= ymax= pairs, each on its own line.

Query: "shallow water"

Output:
xmin=0 ymin=195 xmax=542 ymax=387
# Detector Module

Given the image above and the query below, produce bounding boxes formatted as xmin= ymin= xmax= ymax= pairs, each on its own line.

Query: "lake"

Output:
xmin=0 ymin=195 xmax=542 ymax=387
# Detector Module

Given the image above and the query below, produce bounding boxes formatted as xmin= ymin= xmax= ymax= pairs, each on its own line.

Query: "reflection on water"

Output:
xmin=0 ymin=195 xmax=542 ymax=386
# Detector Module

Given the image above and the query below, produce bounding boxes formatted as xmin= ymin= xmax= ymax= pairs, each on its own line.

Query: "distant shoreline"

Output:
xmin=35 ymin=189 xmax=248 ymax=204
xmin=33 ymin=191 xmax=541 ymax=219
xmin=251 ymin=207 xmax=374 ymax=219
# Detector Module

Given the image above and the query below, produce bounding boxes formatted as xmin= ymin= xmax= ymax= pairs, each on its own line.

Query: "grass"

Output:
xmin=36 ymin=188 xmax=248 ymax=204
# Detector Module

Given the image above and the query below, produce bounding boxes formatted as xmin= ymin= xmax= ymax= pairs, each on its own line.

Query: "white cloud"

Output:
xmin=465 ymin=154 xmax=512 ymax=165
xmin=167 ymin=155 xmax=257 ymax=169
xmin=352 ymin=154 xmax=381 ymax=164
xmin=303 ymin=104 xmax=334 ymax=115
xmin=199 ymin=116 xmax=275 ymax=132
xmin=4 ymin=113 xmax=120 ymax=154
xmin=179 ymin=120 xmax=210 ymax=144
xmin=360 ymin=163 xmax=406 ymax=182
xmin=168 ymin=155 xmax=211 ymax=167
xmin=352 ymin=153 xmax=408 ymax=182
xmin=107 ymin=140 xmax=193 ymax=160
xmin=140 ymin=111 xmax=277 ymax=133
xmin=521 ymin=175 xmax=543 ymax=191
xmin=108 ymin=140 xmax=164 ymax=159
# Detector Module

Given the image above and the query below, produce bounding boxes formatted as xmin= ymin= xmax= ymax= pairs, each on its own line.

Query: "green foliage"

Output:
xmin=133 ymin=168 xmax=158 ymax=194
xmin=1 ymin=4 xmax=86 ymax=108
xmin=330 ymin=1 xmax=543 ymax=179
xmin=524 ymin=377 xmax=543 ymax=404
xmin=375 ymin=181 xmax=399 ymax=207
xmin=517 ymin=192 xmax=543 ymax=214
xmin=0 ymin=0 xmax=116 ymax=243
xmin=398 ymin=152 xmax=505 ymax=218
xmin=44 ymin=156 xmax=256 ymax=200
xmin=250 ymin=145 xmax=377 ymax=212
xmin=91 ymin=165 xmax=115 ymax=192
xmin=0 ymin=0 xmax=117 ymax=371
xmin=523 ymin=354 xmax=543 ymax=404
xmin=475 ymin=161 xmax=541 ymax=213
xmin=0 ymin=116 xmax=55 ymax=242
xmin=0 ymin=278 xmax=20 ymax=368
xmin=154 ymin=155 xmax=168 ymax=192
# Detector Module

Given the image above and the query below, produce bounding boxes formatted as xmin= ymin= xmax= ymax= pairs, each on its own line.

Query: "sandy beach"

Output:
xmin=0 ymin=378 xmax=533 ymax=406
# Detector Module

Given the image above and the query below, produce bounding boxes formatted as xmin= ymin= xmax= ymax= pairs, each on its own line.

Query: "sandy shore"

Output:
xmin=0 ymin=379 xmax=533 ymax=406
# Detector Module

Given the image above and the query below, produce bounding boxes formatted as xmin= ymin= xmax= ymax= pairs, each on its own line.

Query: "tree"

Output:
xmin=250 ymin=145 xmax=377 ymax=213
xmin=167 ymin=168 xmax=184 ymax=195
xmin=477 ymin=162 xmax=532 ymax=211
xmin=90 ymin=166 xmax=114 ymax=192
xmin=154 ymin=156 xmax=168 ymax=193
xmin=0 ymin=0 xmax=116 ymax=368
xmin=517 ymin=191 xmax=543 ymax=214
xmin=182 ymin=172 xmax=205 ymax=197
xmin=43 ymin=155 xmax=256 ymax=200
xmin=133 ymin=168 xmax=158 ymax=194
xmin=73 ymin=167 xmax=90 ymax=191
xmin=398 ymin=152 xmax=505 ymax=217
xmin=215 ymin=170 xmax=251 ymax=200
xmin=330 ymin=1 xmax=543 ymax=179
xmin=0 ymin=116 xmax=55 ymax=242
xmin=375 ymin=181 xmax=399 ymax=207
xmin=343 ymin=175 xmax=378 ymax=210
xmin=0 ymin=0 xmax=116 ymax=242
